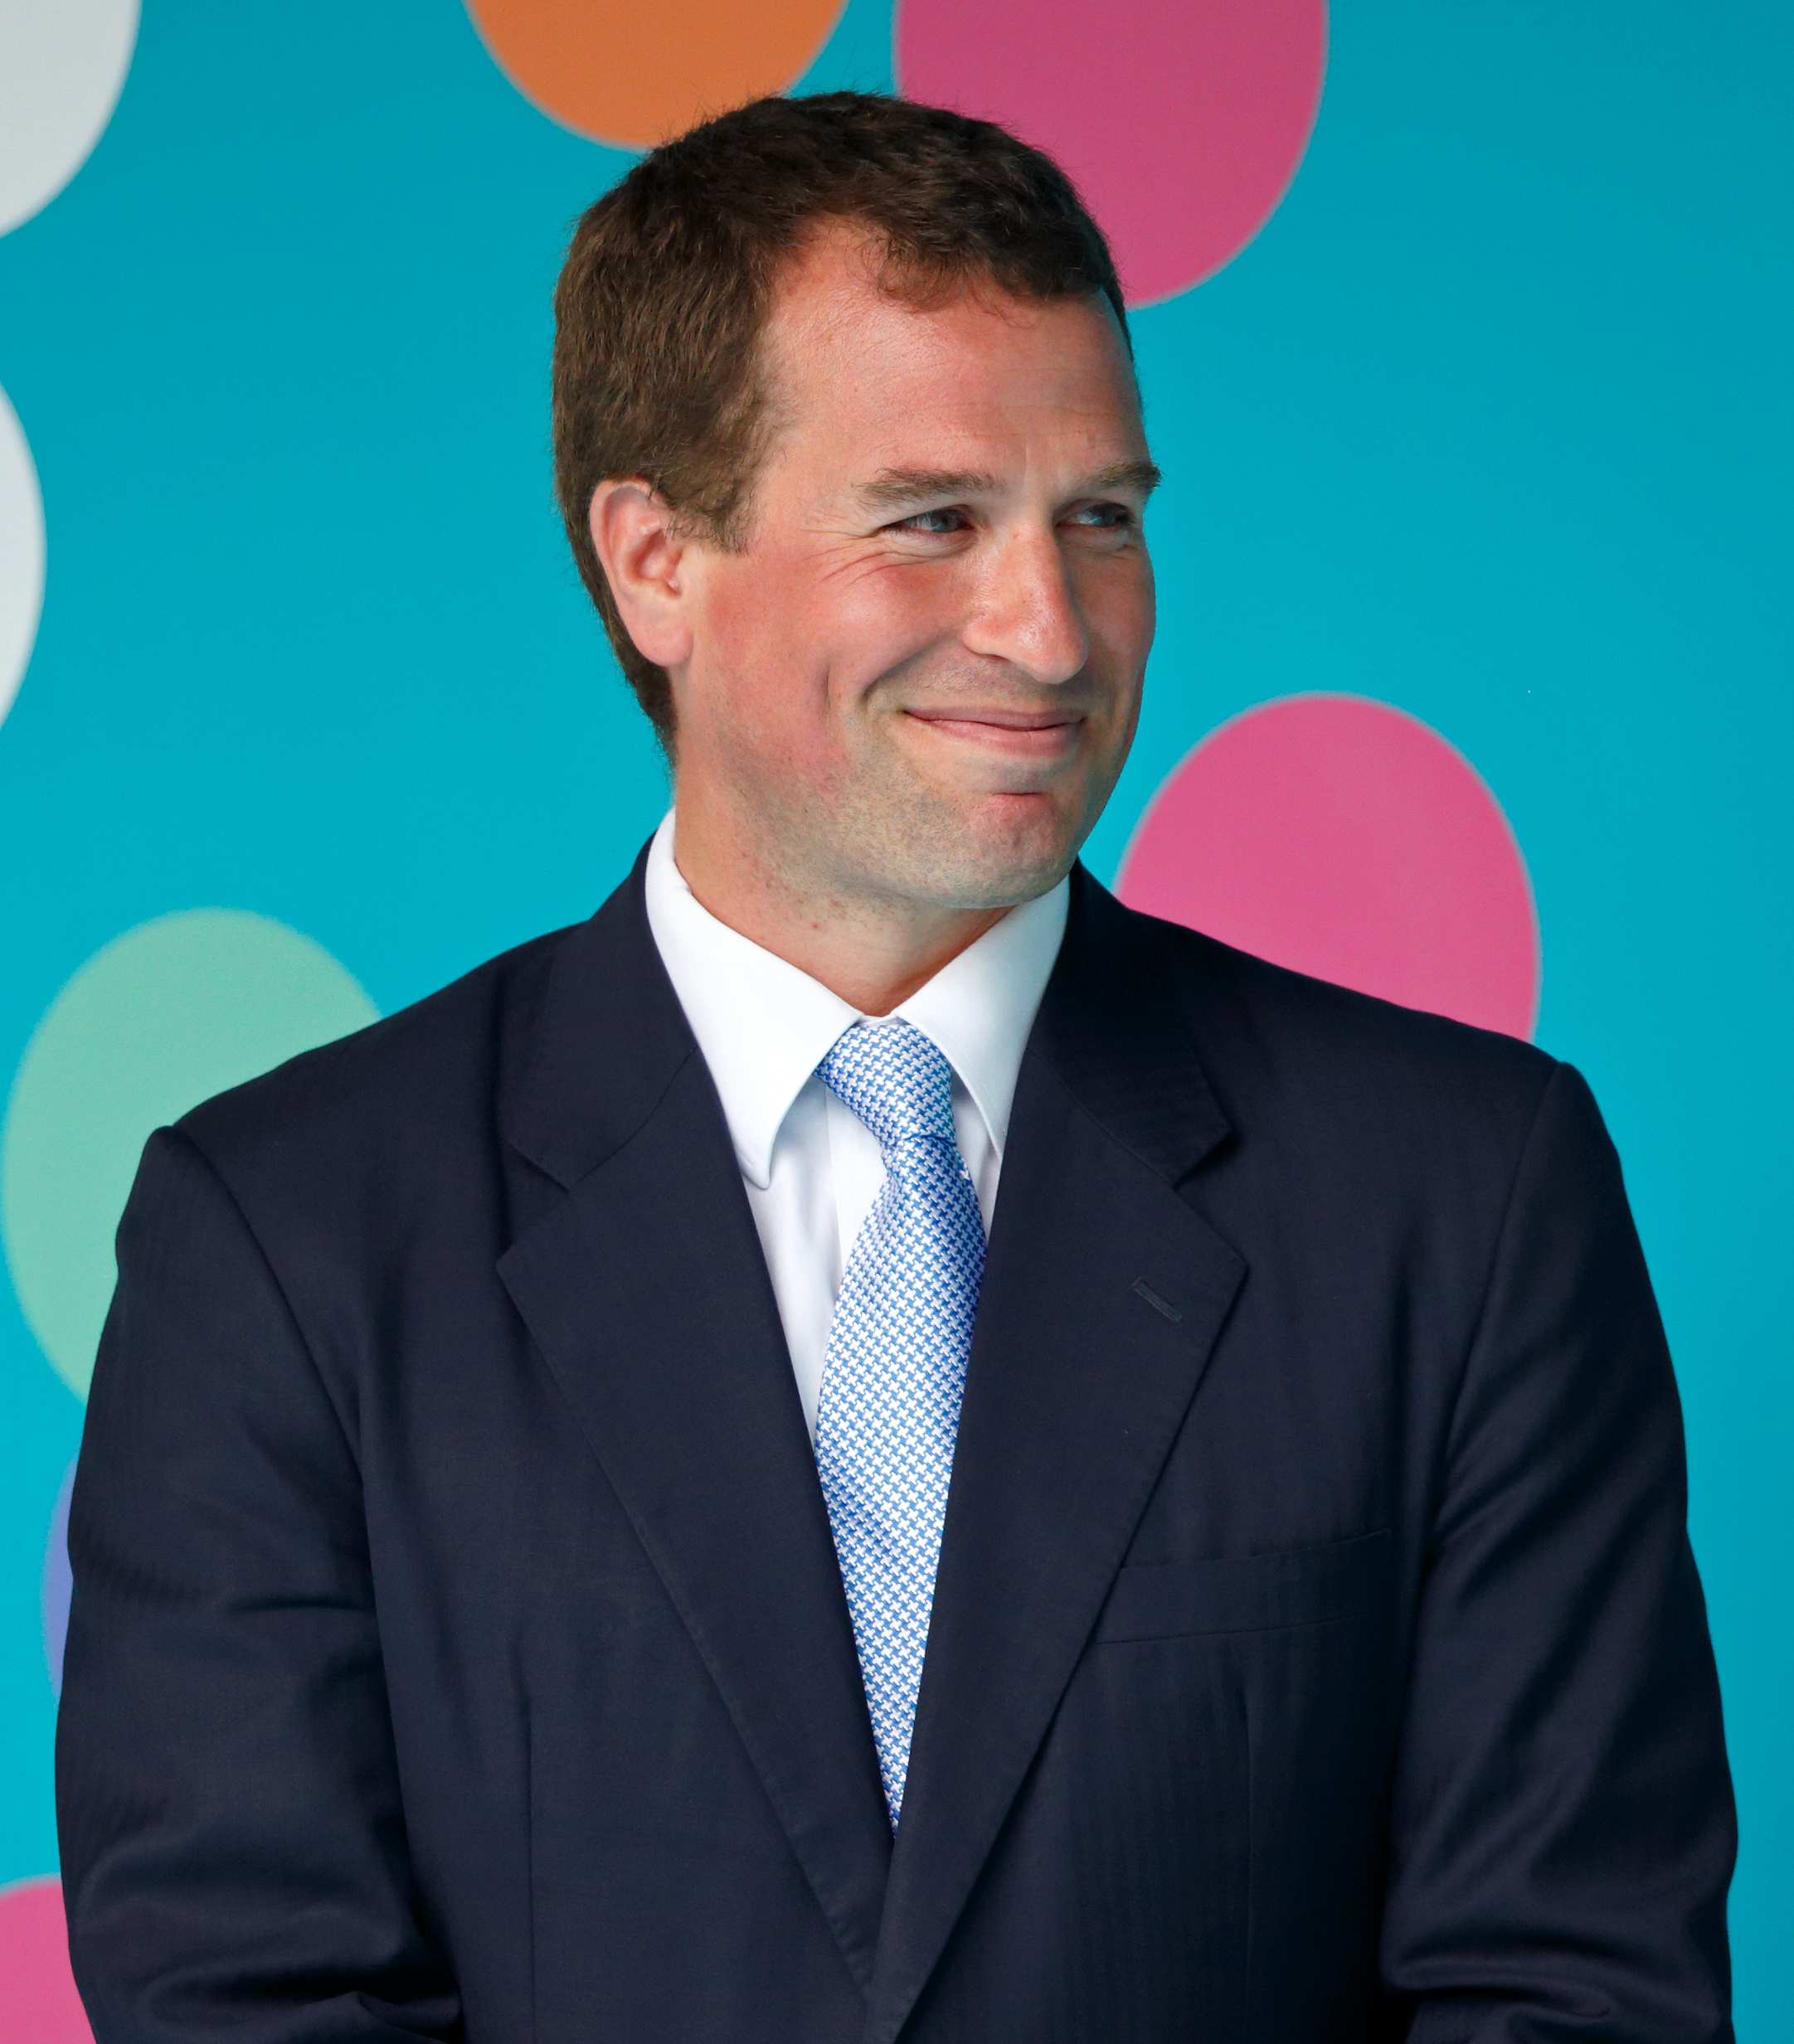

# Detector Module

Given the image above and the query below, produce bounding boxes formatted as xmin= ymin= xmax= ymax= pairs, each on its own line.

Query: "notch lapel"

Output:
xmin=498 ymin=863 xmax=892 ymax=1993
xmin=865 ymin=876 xmax=1247 ymax=2043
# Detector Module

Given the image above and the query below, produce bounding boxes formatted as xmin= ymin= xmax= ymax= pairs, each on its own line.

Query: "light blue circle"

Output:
xmin=1 ymin=910 xmax=378 ymax=1400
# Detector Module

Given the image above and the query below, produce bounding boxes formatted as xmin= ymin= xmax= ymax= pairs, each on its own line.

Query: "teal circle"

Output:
xmin=1 ymin=910 xmax=378 ymax=1401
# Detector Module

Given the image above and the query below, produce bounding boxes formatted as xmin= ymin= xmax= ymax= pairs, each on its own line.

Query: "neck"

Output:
xmin=669 ymin=805 xmax=1013 ymax=1017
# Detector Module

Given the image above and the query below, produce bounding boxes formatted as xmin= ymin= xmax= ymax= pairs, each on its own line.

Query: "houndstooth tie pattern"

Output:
xmin=814 ymin=1018 xmax=985 ymax=1825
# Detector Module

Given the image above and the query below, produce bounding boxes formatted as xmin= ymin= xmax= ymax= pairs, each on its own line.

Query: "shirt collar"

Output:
xmin=892 ymin=879 xmax=1067 ymax=1160
xmin=642 ymin=813 xmax=1068 ymax=1188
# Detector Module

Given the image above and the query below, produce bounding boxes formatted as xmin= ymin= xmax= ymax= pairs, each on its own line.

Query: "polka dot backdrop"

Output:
xmin=0 ymin=0 xmax=1787 ymax=2033
xmin=1 ymin=910 xmax=379 ymax=1402
xmin=1117 ymin=696 xmax=1540 ymax=1038
xmin=0 ymin=385 xmax=45 ymax=736
xmin=464 ymin=0 xmax=850 ymax=148
xmin=41 ymin=1463 xmax=72 ymax=1703
xmin=897 ymin=0 xmax=1327 ymax=303
xmin=0 ymin=1877 xmax=89 ymax=2044
xmin=0 ymin=0 xmax=139 ymax=239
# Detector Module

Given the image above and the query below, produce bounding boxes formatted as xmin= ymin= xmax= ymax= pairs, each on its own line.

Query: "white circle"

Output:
xmin=0 ymin=383 xmax=45 ymax=731
xmin=0 ymin=0 xmax=139 ymax=237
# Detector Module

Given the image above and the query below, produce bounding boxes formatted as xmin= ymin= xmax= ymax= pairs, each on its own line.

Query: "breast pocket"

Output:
xmin=1094 ymin=1529 xmax=1393 ymax=1644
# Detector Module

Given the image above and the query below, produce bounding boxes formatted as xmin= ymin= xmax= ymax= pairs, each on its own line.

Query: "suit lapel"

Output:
xmin=865 ymin=875 xmax=1247 ymax=2043
xmin=498 ymin=859 xmax=892 ymax=1993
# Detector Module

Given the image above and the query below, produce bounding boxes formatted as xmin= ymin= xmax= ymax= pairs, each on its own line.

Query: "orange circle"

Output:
xmin=467 ymin=0 xmax=848 ymax=149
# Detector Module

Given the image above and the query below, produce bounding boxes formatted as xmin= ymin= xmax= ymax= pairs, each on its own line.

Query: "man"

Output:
xmin=58 ymin=93 xmax=1732 ymax=2042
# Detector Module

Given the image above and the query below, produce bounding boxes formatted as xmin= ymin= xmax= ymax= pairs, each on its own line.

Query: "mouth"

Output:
xmin=902 ymin=707 xmax=1086 ymax=759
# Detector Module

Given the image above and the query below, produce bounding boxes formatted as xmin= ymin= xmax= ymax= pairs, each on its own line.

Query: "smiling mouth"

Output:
xmin=903 ymin=708 xmax=1085 ymax=755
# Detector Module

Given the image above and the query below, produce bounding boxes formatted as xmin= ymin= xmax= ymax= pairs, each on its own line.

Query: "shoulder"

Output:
xmin=1106 ymin=891 xmax=1561 ymax=1165
xmin=173 ymin=919 xmax=581 ymax=1196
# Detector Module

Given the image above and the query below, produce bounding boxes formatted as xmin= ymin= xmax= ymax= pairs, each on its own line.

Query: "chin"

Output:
xmin=814 ymin=766 xmax=1094 ymax=913
xmin=902 ymin=804 xmax=1080 ymax=912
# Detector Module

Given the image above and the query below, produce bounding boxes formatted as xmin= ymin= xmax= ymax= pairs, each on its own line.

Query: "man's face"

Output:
xmin=668 ymin=225 xmax=1157 ymax=915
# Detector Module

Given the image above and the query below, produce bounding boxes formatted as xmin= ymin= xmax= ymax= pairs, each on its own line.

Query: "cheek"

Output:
xmin=781 ymin=540 xmax=969 ymax=667
xmin=685 ymin=556 xmax=864 ymax=799
xmin=1077 ymin=552 xmax=1156 ymax=673
xmin=695 ymin=546 xmax=963 ymax=746
xmin=690 ymin=559 xmax=810 ymax=738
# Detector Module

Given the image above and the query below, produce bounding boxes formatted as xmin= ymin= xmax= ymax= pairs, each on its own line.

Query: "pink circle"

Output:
xmin=0 ymin=1879 xmax=92 ymax=2043
xmin=896 ymin=0 xmax=1327 ymax=305
xmin=1116 ymin=695 xmax=1540 ymax=1038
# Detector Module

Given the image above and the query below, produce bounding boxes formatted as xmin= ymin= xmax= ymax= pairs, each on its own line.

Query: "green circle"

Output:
xmin=2 ymin=910 xmax=379 ymax=1401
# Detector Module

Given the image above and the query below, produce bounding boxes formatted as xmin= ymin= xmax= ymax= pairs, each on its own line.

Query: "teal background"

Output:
xmin=0 ymin=0 xmax=1787 ymax=2027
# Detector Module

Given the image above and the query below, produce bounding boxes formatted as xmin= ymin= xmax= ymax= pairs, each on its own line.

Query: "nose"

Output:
xmin=960 ymin=525 xmax=1090 ymax=687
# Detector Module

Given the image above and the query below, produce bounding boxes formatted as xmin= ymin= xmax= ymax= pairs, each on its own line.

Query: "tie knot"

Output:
xmin=817 ymin=1019 xmax=956 ymax=1156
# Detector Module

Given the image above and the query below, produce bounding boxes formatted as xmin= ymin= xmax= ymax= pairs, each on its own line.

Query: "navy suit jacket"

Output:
xmin=57 ymin=857 xmax=1733 ymax=2042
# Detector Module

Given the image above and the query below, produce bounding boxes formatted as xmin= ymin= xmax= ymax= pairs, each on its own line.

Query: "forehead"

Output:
xmin=756 ymin=224 xmax=1146 ymax=474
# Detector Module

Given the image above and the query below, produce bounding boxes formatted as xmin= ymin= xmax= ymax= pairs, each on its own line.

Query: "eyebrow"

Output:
xmin=858 ymin=467 xmax=999 ymax=509
xmin=1087 ymin=458 xmax=1164 ymax=498
xmin=856 ymin=458 xmax=1163 ymax=512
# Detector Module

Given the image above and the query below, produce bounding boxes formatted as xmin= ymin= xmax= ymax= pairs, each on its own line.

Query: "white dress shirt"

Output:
xmin=643 ymin=813 xmax=1068 ymax=1442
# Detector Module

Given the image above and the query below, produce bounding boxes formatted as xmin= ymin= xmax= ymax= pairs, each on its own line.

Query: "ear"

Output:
xmin=587 ymin=480 xmax=695 ymax=671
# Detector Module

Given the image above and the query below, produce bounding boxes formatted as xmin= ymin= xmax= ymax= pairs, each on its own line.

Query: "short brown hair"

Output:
xmin=551 ymin=91 xmax=1128 ymax=745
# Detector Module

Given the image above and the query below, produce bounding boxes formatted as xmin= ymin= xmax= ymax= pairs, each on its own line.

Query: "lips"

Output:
xmin=904 ymin=708 xmax=1084 ymax=755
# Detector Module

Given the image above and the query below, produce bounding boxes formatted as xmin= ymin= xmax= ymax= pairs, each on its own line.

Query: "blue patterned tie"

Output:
xmin=814 ymin=1019 xmax=986 ymax=1824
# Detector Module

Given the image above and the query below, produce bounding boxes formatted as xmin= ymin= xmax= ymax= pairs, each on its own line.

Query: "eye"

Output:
xmin=1067 ymin=502 xmax=1135 ymax=530
xmin=894 ymin=507 xmax=970 ymax=535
